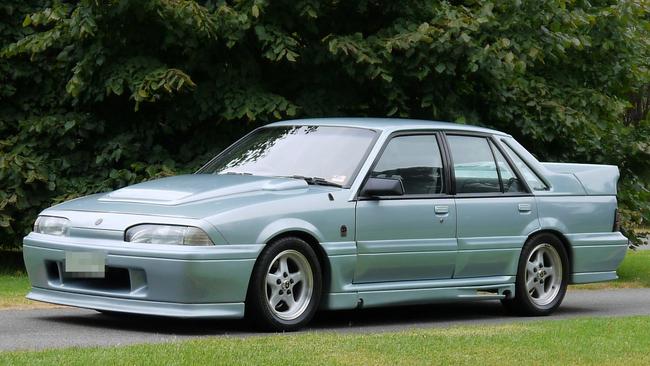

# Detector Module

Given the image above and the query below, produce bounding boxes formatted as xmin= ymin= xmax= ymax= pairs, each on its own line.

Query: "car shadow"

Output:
xmin=311 ymin=301 xmax=508 ymax=329
xmin=35 ymin=299 xmax=598 ymax=337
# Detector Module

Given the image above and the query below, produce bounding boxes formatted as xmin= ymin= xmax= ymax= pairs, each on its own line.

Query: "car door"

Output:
xmin=354 ymin=132 xmax=457 ymax=283
xmin=445 ymin=134 xmax=540 ymax=278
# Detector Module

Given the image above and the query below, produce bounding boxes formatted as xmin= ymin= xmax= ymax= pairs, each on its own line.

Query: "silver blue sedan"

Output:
xmin=23 ymin=118 xmax=628 ymax=331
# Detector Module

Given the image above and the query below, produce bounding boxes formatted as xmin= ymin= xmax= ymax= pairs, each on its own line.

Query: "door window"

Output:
xmin=371 ymin=135 xmax=444 ymax=195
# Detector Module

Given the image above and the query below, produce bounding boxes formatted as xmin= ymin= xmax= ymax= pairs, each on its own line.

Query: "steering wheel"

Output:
xmin=504 ymin=177 xmax=517 ymax=192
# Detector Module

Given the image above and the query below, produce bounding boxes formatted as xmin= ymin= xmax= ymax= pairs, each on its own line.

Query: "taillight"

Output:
xmin=613 ymin=209 xmax=621 ymax=232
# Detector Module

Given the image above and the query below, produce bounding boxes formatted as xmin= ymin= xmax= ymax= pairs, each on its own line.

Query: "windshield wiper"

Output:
xmin=221 ymin=171 xmax=253 ymax=175
xmin=285 ymin=175 xmax=343 ymax=188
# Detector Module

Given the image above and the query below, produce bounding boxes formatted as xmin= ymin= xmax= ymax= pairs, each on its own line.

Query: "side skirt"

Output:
xmin=321 ymin=276 xmax=515 ymax=310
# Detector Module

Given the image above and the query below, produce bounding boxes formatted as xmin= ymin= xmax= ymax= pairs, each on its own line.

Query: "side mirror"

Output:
xmin=361 ymin=177 xmax=404 ymax=197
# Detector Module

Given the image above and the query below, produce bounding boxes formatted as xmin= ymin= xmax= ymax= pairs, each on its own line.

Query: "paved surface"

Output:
xmin=1 ymin=288 xmax=649 ymax=351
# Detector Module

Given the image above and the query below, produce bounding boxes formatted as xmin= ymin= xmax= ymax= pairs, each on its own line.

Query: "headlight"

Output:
xmin=33 ymin=216 xmax=70 ymax=236
xmin=125 ymin=224 xmax=214 ymax=246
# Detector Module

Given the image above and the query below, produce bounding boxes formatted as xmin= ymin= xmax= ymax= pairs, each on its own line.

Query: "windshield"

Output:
xmin=197 ymin=125 xmax=377 ymax=187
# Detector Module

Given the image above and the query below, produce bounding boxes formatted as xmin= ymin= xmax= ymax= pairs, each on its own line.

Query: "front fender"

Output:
xmin=255 ymin=218 xmax=326 ymax=244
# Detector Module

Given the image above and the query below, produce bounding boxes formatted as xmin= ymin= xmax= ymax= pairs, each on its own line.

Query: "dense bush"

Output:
xmin=1 ymin=0 xmax=648 ymax=249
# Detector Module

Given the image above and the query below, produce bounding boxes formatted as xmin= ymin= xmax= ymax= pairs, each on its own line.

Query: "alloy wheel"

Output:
xmin=524 ymin=243 xmax=563 ymax=306
xmin=265 ymin=249 xmax=314 ymax=320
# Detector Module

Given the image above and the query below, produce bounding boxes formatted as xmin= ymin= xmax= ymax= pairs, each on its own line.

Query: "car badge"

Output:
xmin=95 ymin=218 xmax=103 ymax=226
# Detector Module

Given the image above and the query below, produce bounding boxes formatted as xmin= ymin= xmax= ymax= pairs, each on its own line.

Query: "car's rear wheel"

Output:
xmin=502 ymin=233 xmax=569 ymax=315
xmin=246 ymin=236 xmax=322 ymax=331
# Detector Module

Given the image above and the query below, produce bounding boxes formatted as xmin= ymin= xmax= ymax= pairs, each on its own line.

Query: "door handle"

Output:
xmin=518 ymin=203 xmax=532 ymax=212
xmin=434 ymin=205 xmax=449 ymax=215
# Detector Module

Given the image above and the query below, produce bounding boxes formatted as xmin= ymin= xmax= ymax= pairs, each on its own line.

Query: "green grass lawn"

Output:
xmin=1 ymin=316 xmax=649 ymax=364
xmin=0 ymin=275 xmax=31 ymax=308
xmin=0 ymin=249 xmax=648 ymax=308
xmin=0 ymin=251 xmax=45 ymax=308
xmin=617 ymin=249 xmax=650 ymax=286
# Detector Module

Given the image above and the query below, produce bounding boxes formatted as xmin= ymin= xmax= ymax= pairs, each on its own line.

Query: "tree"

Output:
xmin=1 ymin=0 xmax=649 ymax=248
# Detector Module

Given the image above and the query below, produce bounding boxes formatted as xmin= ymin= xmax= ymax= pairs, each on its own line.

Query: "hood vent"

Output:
xmin=99 ymin=175 xmax=308 ymax=205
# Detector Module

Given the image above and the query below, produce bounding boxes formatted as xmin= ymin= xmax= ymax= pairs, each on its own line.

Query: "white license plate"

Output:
xmin=65 ymin=251 xmax=106 ymax=278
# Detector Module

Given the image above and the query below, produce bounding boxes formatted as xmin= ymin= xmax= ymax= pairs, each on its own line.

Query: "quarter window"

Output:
xmin=491 ymin=142 xmax=526 ymax=193
xmin=371 ymin=135 xmax=444 ymax=195
xmin=447 ymin=135 xmax=501 ymax=194
xmin=501 ymin=142 xmax=549 ymax=191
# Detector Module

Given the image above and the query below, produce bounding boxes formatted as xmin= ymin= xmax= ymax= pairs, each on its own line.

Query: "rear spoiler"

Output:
xmin=541 ymin=163 xmax=619 ymax=195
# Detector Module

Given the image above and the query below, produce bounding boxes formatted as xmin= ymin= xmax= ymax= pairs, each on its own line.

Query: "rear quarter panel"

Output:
xmin=536 ymin=194 xmax=627 ymax=280
xmin=497 ymin=137 xmax=627 ymax=282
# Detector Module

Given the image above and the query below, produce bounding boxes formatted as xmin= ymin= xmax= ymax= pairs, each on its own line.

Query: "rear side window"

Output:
xmin=371 ymin=135 xmax=444 ymax=195
xmin=501 ymin=142 xmax=549 ymax=191
xmin=447 ymin=135 xmax=500 ymax=193
xmin=490 ymin=142 xmax=526 ymax=193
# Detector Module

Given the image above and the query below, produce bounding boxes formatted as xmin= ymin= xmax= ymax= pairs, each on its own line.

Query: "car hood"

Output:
xmin=46 ymin=174 xmax=321 ymax=219
xmin=97 ymin=174 xmax=308 ymax=205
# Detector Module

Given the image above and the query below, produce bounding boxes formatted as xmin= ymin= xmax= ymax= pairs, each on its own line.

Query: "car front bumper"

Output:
xmin=23 ymin=233 xmax=264 ymax=318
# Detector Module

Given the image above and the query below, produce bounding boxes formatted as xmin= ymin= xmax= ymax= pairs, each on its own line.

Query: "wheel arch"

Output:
xmin=246 ymin=230 xmax=332 ymax=305
xmin=527 ymin=229 xmax=573 ymax=272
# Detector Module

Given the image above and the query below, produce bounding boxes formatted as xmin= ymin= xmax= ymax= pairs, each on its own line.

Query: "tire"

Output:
xmin=502 ymin=233 xmax=569 ymax=316
xmin=246 ymin=236 xmax=322 ymax=331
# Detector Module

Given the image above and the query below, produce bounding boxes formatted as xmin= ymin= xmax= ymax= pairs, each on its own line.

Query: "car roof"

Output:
xmin=266 ymin=118 xmax=510 ymax=136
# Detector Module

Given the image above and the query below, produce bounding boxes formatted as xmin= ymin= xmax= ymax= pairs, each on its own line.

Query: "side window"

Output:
xmin=501 ymin=142 xmax=549 ymax=191
xmin=447 ymin=135 xmax=500 ymax=194
xmin=490 ymin=142 xmax=526 ymax=193
xmin=371 ymin=135 xmax=444 ymax=195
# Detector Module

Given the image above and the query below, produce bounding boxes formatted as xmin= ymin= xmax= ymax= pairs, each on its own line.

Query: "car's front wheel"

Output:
xmin=246 ymin=236 xmax=322 ymax=331
xmin=502 ymin=233 xmax=569 ymax=315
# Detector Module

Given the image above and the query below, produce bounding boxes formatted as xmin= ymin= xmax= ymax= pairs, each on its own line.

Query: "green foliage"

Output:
xmin=1 ymin=0 xmax=649 ymax=249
